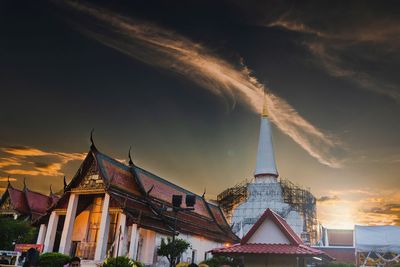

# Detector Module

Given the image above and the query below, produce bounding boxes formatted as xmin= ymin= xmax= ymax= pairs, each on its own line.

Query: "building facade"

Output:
xmin=34 ymin=142 xmax=238 ymax=266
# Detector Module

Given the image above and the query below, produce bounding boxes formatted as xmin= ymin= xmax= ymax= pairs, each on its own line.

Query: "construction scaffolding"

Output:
xmin=279 ymin=178 xmax=318 ymax=245
xmin=217 ymin=178 xmax=318 ymax=245
xmin=217 ymin=179 xmax=249 ymax=222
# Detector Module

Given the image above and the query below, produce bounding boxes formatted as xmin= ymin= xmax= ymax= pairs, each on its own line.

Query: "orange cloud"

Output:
xmin=0 ymin=146 xmax=86 ymax=177
xmin=0 ymin=157 xmax=22 ymax=168
xmin=0 ymin=177 xmax=17 ymax=182
xmin=3 ymin=146 xmax=52 ymax=156
xmin=318 ymin=189 xmax=400 ymax=228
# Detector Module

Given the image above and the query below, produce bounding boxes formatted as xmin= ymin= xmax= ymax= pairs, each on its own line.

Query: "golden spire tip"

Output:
xmin=262 ymin=94 xmax=268 ymax=117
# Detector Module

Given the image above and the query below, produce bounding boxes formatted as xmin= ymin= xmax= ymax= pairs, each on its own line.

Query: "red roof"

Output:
xmin=213 ymin=243 xmax=329 ymax=256
xmin=134 ymin=167 xmax=212 ymax=219
xmin=25 ymin=189 xmax=53 ymax=215
xmin=7 ymin=187 xmax=30 ymax=215
xmin=212 ymin=208 xmax=332 ymax=259
xmin=0 ymin=183 xmax=59 ymax=221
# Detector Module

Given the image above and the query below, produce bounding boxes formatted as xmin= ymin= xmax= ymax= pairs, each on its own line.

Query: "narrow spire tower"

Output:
xmin=254 ymin=95 xmax=278 ymax=182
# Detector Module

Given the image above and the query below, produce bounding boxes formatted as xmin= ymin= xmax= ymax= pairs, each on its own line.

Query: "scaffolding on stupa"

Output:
xmin=217 ymin=179 xmax=249 ymax=222
xmin=217 ymin=178 xmax=318 ymax=245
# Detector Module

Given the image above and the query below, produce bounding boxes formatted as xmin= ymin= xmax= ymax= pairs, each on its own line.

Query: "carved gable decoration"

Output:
xmin=76 ymin=162 xmax=104 ymax=191
xmin=0 ymin=194 xmax=15 ymax=213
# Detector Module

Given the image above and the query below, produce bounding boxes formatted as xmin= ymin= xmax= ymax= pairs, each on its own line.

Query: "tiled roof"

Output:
xmin=212 ymin=208 xmax=331 ymax=259
xmin=95 ymin=152 xmax=142 ymax=197
xmin=7 ymin=187 xmax=30 ymax=215
xmin=0 ymin=184 xmax=57 ymax=221
xmin=134 ymin=167 xmax=212 ymax=219
xmin=212 ymin=243 xmax=329 ymax=256
xmin=327 ymin=229 xmax=354 ymax=246
xmin=25 ymin=189 xmax=53 ymax=216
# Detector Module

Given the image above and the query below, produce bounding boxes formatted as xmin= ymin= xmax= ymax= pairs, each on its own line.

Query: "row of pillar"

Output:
xmin=37 ymin=193 xmax=142 ymax=262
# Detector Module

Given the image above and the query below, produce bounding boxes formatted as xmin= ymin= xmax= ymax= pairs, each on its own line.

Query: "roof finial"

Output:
xmin=202 ymin=188 xmax=206 ymax=198
xmin=128 ymin=146 xmax=134 ymax=166
xmin=90 ymin=128 xmax=97 ymax=150
xmin=7 ymin=176 xmax=12 ymax=188
xmin=262 ymin=92 xmax=269 ymax=117
xmin=23 ymin=177 xmax=27 ymax=190
xmin=63 ymin=176 xmax=67 ymax=191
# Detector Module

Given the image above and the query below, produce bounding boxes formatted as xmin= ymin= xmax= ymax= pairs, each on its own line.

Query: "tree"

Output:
xmin=102 ymin=256 xmax=143 ymax=267
xmin=0 ymin=216 xmax=38 ymax=250
xmin=38 ymin=253 xmax=71 ymax=267
xmin=157 ymin=237 xmax=191 ymax=267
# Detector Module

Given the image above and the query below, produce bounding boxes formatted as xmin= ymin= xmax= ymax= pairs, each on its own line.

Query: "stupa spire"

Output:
xmin=254 ymin=94 xmax=278 ymax=181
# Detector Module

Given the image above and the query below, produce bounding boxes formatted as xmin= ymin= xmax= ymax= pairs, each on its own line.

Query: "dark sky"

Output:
xmin=1 ymin=0 xmax=400 ymax=228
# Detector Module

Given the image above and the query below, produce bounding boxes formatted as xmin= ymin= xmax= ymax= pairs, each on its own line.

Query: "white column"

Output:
xmin=36 ymin=224 xmax=47 ymax=244
xmin=43 ymin=212 xmax=59 ymax=252
xmin=94 ymin=193 xmax=111 ymax=261
xmin=59 ymin=193 xmax=79 ymax=255
xmin=141 ymin=229 xmax=156 ymax=265
xmin=128 ymin=224 xmax=139 ymax=259
xmin=117 ymin=213 xmax=128 ymax=256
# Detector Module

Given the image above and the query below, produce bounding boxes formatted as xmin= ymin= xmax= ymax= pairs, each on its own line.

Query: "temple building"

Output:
xmin=33 ymin=140 xmax=238 ymax=266
xmin=218 ymin=97 xmax=318 ymax=244
xmin=0 ymin=179 xmax=59 ymax=221
xmin=211 ymin=208 xmax=332 ymax=266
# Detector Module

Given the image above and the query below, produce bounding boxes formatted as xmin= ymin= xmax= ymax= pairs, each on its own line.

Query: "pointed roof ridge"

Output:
xmin=6 ymin=176 xmax=13 ymax=188
xmin=24 ymin=186 xmax=52 ymax=199
xmin=6 ymin=185 xmax=30 ymax=215
xmin=241 ymin=208 xmax=303 ymax=245
xmin=201 ymin=193 xmax=239 ymax=241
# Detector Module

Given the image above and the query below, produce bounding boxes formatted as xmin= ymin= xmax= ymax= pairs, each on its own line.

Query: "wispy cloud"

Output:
xmin=0 ymin=146 xmax=86 ymax=177
xmin=317 ymin=195 xmax=339 ymax=203
xmin=269 ymin=15 xmax=400 ymax=101
xmin=55 ymin=0 xmax=341 ymax=168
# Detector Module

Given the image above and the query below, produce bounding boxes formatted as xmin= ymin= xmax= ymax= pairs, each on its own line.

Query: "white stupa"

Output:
xmin=231 ymin=95 xmax=304 ymax=238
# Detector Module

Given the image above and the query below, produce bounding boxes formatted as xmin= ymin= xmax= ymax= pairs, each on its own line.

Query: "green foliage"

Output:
xmin=157 ymin=237 xmax=191 ymax=265
xmin=38 ymin=253 xmax=71 ymax=267
xmin=102 ymin=256 xmax=143 ymax=267
xmin=200 ymin=256 xmax=234 ymax=267
xmin=326 ymin=263 xmax=355 ymax=267
xmin=0 ymin=216 xmax=38 ymax=250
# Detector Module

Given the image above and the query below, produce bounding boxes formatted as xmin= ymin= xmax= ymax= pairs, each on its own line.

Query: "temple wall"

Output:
xmin=72 ymin=210 xmax=90 ymax=241
xmin=153 ymin=233 xmax=224 ymax=266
